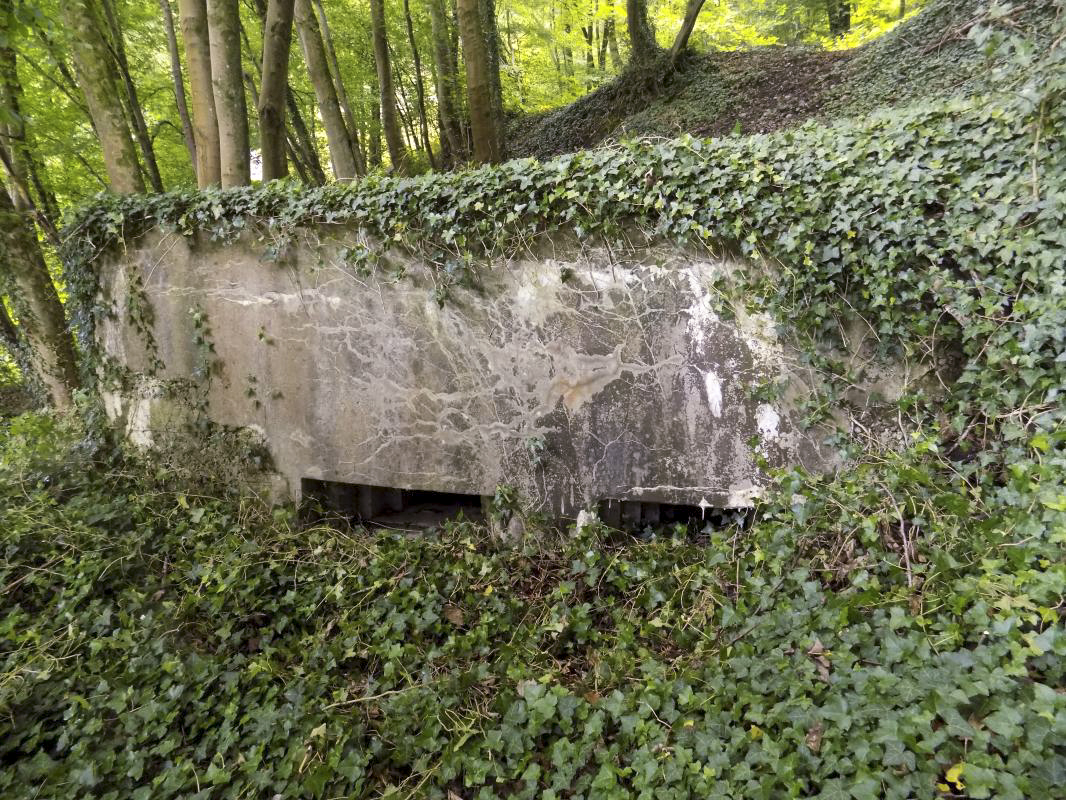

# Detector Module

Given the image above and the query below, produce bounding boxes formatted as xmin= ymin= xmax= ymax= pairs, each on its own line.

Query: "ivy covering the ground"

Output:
xmin=3 ymin=9 xmax=1063 ymax=800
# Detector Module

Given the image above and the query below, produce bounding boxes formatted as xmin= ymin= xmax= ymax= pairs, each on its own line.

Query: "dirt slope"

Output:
xmin=508 ymin=0 xmax=1060 ymax=160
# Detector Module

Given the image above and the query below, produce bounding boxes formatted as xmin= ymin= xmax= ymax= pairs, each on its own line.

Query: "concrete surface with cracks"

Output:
xmin=97 ymin=228 xmax=892 ymax=514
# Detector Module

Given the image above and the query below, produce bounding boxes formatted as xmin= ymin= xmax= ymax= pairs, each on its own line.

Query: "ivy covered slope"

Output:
xmin=5 ymin=18 xmax=1064 ymax=800
xmin=509 ymin=0 xmax=1060 ymax=158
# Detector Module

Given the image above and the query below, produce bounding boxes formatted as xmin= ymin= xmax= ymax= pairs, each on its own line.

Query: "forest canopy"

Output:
xmin=10 ymin=0 xmax=920 ymax=198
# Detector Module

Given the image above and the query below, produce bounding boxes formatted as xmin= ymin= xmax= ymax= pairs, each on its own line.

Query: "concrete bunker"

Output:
xmin=97 ymin=227 xmax=914 ymax=519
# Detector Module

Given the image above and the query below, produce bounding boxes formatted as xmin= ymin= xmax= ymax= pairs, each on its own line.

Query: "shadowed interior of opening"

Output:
xmin=301 ymin=479 xmax=484 ymax=531
xmin=596 ymin=499 xmax=752 ymax=533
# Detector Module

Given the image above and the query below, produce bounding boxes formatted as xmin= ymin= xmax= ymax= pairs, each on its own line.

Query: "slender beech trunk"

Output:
xmin=625 ymin=0 xmax=657 ymax=62
xmin=285 ymin=137 xmax=311 ymax=182
xmin=160 ymin=0 xmax=198 ymax=169
xmin=369 ymin=97 xmax=382 ymax=168
xmin=293 ymin=0 xmax=357 ymax=180
xmin=606 ymin=16 xmax=622 ymax=68
xmin=62 ymin=0 xmax=144 ymax=193
xmin=667 ymin=0 xmax=707 ymax=65
xmin=427 ymin=0 xmax=464 ymax=163
xmin=389 ymin=45 xmax=420 ymax=150
xmin=312 ymin=0 xmax=366 ymax=175
xmin=598 ymin=19 xmax=609 ymax=70
xmin=0 ymin=20 xmax=58 ymax=246
xmin=457 ymin=0 xmax=500 ymax=163
xmin=286 ymin=88 xmax=327 ymax=182
xmin=402 ymin=0 xmax=435 ymax=168
xmin=352 ymin=117 xmax=368 ymax=175
xmin=393 ymin=77 xmax=415 ymax=147
xmin=582 ymin=23 xmax=594 ymax=87
xmin=206 ymin=0 xmax=250 ymax=186
xmin=368 ymin=0 xmax=409 ymax=173
xmin=178 ymin=0 xmax=222 ymax=186
xmin=0 ymin=184 xmax=79 ymax=409
xmin=259 ymin=0 xmax=295 ymax=181
xmin=562 ymin=24 xmax=574 ymax=76
xmin=425 ymin=51 xmax=452 ymax=163
xmin=100 ymin=0 xmax=164 ymax=192
xmin=480 ymin=0 xmax=503 ymax=152
xmin=825 ymin=0 xmax=851 ymax=37
xmin=252 ymin=0 xmax=326 ymax=182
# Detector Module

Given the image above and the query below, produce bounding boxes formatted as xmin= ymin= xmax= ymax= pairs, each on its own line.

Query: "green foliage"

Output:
xmin=823 ymin=0 xmax=1059 ymax=118
xmin=0 ymin=345 xmax=18 ymax=388
xmin=0 ymin=410 xmax=1063 ymax=799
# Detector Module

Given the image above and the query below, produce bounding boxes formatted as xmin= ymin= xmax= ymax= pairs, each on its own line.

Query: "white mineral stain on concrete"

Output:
xmin=127 ymin=395 xmax=155 ymax=448
xmin=727 ymin=481 xmax=764 ymax=508
xmin=703 ymin=370 xmax=723 ymax=418
xmin=101 ymin=390 xmax=123 ymax=422
xmin=684 ymin=268 xmax=719 ymax=354
xmin=512 ymin=271 xmax=562 ymax=328
xmin=756 ymin=403 xmax=781 ymax=441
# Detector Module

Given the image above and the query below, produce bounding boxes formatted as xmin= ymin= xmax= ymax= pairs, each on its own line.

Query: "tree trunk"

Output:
xmin=62 ymin=0 xmax=145 ymax=194
xmin=0 ymin=14 xmax=59 ymax=246
xmin=312 ymin=0 xmax=366 ymax=176
xmin=0 ymin=185 xmax=79 ymax=409
xmin=478 ymin=0 xmax=504 ymax=155
xmin=284 ymin=136 xmax=311 ymax=182
xmin=562 ymin=24 xmax=574 ymax=77
xmin=368 ymin=0 xmax=410 ymax=173
xmin=312 ymin=0 xmax=366 ymax=175
xmin=403 ymin=0 xmax=436 ymax=168
xmin=259 ymin=0 xmax=295 ymax=181
xmin=606 ymin=16 xmax=622 ymax=69
xmin=369 ymin=96 xmax=382 ymax=168
xmin=286 ymin=88 xmax=327 ymax=183
xmin=427 ymin=0 xmax=464 ymax=163
xmin=160 ymin=0 xmax=198 ymax=170
xmin=206 ymin=0 xmax=250 ymax=186
xmin=100 ymin=0 xmax=164 ymax=192
xmin=598 ymin=19 xmax=609 ymax=71
xmin=178 ymin=0 xmax=222 ymax=186
xmin=625 ymin=0 xmax=657 ymax=63
xmin=251 ymin=0 xmax=327 ymax=182
xmin=582 ymin=23 xmax=594 ymax=88
xmin=457 ymin=0 xmax=501 ymax=164
xmin=667 ymin=0 xmax=707 ymax=65
xmin=825 ymin=0 xmax=851 ymax=37
xmin=294 ymin=0 xmax=358 ymax=180
xmin=391 ymin=54 xmax=420 ymax=150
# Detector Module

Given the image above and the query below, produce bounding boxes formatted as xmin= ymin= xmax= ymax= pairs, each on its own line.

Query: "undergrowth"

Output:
xmin=1 ymin=412 xmax=1063 ymax=800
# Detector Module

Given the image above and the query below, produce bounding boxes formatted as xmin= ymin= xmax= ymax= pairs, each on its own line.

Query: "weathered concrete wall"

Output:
xmin=98 ymin=229 xmax=846 ymax=514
